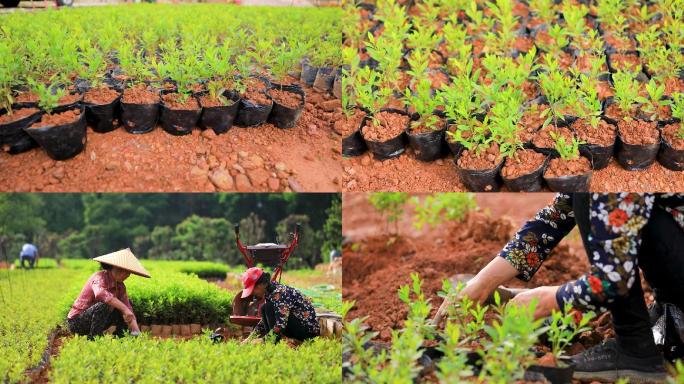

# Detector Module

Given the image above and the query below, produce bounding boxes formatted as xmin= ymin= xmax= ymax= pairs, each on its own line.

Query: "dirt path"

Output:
xmin=0 ymin=85 xmax=341 ymax=192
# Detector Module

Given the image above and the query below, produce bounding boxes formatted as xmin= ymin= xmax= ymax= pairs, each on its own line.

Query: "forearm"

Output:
xmin=465 ymin=256 xmax=521 ymax=302
xmin=108 ymin=297 xmax=132 ymax=315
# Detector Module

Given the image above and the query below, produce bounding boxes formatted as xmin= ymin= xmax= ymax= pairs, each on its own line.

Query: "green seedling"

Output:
xmin=28 ymin=78 xmax=66 ymax=115
xmin=670 ymin=93 xmax=684 ymax=139
xmin=368 ymin=192 xmax=409 ymax=236
xmin=403 ymin=78 xmax=441 ymax=132
xmin=206 ymin=80 xmax=232 ymax=106
xmin=529 ymin=0 xmax=556 ymax=24
xmin=546 ymin=303 xmax=595 ymax=358
xmin=636 ymin=79 xmax=670 ymax=121
xmin=411 ymin=193 xmax=477 ymax=230
xmin=550 ymin=131 xmax=583 ymax=161
xmin=612 ymin=70 xmax=641 ymax=121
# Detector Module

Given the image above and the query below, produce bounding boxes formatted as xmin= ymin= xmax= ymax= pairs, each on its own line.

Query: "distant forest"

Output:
xmin=0 ymin=193 xmax=341 ymax=268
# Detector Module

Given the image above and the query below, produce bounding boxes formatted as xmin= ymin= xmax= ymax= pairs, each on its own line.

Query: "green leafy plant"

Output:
xmin=636 ymin=79 xmax=671 ymax=121
xmin=612 ymin=70 xmax=641 ymax=120
xmin=403 ymin=78 xmax=441 ymax=132
xmin=354 ymin=66 xmax=391 ymax=126
xmin=411 ymin=193 xmax=477 ymax=230
xmin=550 ymin=131 xmax=583 ymax=161
xmin=546 ymin=303 xmax=595 ymax=358
xmin=28 ymin=78 xmax=66 ymax=115
xmin=537 ymin=64 xmax=577 ymax=127
xmin=368 ymin=192 xmax=409 ymax=236
xmin=670 ymin=93 xmax=684 ymax=139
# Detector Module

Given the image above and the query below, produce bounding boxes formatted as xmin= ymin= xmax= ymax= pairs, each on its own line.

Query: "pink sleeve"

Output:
xmin=122 ymin=285 xmax=133 ymax=312
xmin=92 ymin=273 xmax=115 ymax=304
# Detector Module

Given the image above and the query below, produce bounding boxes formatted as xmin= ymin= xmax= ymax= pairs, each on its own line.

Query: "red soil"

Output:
xmin=342 ymin=193 xmax=590 ymax=341
xmin=0 ymin=85 xmax=341 ymax=192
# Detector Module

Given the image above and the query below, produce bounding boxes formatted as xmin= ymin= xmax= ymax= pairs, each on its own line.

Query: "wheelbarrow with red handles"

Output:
xmin=229 ymin=222 xmax=300 ymax=328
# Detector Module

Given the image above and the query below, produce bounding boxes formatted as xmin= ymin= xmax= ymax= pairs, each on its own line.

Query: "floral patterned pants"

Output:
xmin=574 ymin=194 xmax=684 ymax=358
xmin=66 ymin=302 xmax=128 ymax=339
xmin=261 ymin=301 xmax=317 ymax=342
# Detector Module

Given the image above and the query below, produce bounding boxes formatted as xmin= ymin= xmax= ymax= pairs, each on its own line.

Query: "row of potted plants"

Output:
xmin=340 ymin=0 xmax=683 ymax=190
xmin=0 ymin=5 xmax=341 ymax=161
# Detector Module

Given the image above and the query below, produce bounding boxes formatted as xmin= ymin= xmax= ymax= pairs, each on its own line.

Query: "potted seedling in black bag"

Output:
xmin=119 ymin=41 xmax=160 ymax=134
xmin=80 ymin=44 xmax=121 ymax=133
xmin=403 ymin=77 xmax=446 ymax=162
xmin=337 ymin=47 xmax=367 ymax=157
xmin=196 ymin=43 xmax=240 ymax=134
xmin=571 ymin=76 xmax=616 ymax=169
xmin=658 ymin=93 xmax=684 ymax=170
xmin=533 ymin=63 xmax=578 ymax=156
xmin=234 ymin=55 xmax=273 ymax=127
xmin=610 ymin=71 xmax=661 ymax=170
xmin=439 ymin=65 xmax=485 ymax=157
xmin=358 ymin=67 xmax=409 ymax=160
xmin=496 ymin=88 xmax=549 ymax=192
xmin=542 ymin=132 xmax=592 ymax=192
xmin=452 ymin=111 xmax=504 ymax=192
xmin=267 ymin=43 xmax=306 ymax=129
xmin=160 ymin=53 xmax=201 ymax=136
xmin=0 ymin=44 xmax=41 ymax=154
xmin=637 ymin=79 xmax=673 ymax=125
xmin=25 ymin=78 xmax=87 ymax=161
xmin=527 ymin=304 xmax=595 ymax=384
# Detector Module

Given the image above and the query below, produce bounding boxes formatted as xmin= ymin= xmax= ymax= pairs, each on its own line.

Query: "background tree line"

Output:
xmin=0 ymin=193 xmax=341 ymax=269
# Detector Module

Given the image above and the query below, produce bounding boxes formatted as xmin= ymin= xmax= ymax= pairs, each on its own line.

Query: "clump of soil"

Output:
xmin=544 ymin=156 xmax=591 ymax=177
xmin=122 ymin=84 xmax=159 ymax=104
xmin=268 ymin=88 xmax=303 ymax=109
xmin=519 ymin=104 xmax=548 ymax=139
xmin=14 ymin=91 xmax=39 ymax=104
xmin=501 ymin=149 xmax=546 ymax=178
xmin=0 ymin=107 xmax=39 ymax=125
xmin=30 ymin=109 xmax=81 ymax=128
xmin=609 ymin=53 xmax=641 ymax=72
xmin=83 ymin=87 xmax=120 ymax=105
xmin=457 ymin=143 xmax=501 ymax=170
xmin=604 ymin=102 xmax=635 ymax=121
xmin=572 ymin=118 xmax=616 ymax=146
xmin=343 ymin=211 xmax=588 ymax=341
xmin=334 ymin=109 xmax=366 ymax=137
xmin=361 ymin=111 xmax=409 ymax=142
xmin=58 ymin=93 xmax=82 ymax=106
xmin=241 ymin=89 xmax=271 ymax=106
xmin=618 ymin=119 xmax=659 ymax=145
xmin=162 ymin=93 xmax=200 ymax=110
xmin=199 ymin=94 xmax=236 ymax=108
xmin=532 ymin=125 xmax=574 ymax=149
xmin=661 ymin=123 xmax=684 ymax=150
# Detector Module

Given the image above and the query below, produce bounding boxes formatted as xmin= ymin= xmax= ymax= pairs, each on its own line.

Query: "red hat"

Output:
xmin=241 ymin=267 xmax=264 ymax=298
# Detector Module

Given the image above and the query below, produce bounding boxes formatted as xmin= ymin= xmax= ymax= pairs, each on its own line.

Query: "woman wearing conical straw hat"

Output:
xmin=66 ymin=248 xmax=150 ymax=339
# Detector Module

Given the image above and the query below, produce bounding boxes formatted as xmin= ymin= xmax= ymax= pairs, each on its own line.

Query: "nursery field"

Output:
xmin=340 ymin=0 xmax=684 ymax=192
xmin=341 ymin=193 xmax=683 ymax=383
xmin=0 ymin=260 xmax=342 ymax=383
xmin=0 ymin=5 xmax=342 ymax=192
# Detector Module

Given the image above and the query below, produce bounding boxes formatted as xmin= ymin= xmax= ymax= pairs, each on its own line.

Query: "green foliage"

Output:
xmin=51 ymin=335 xmax=341 ymax=383
xmin=404 ymin=78 xmax=442 ymax=131
xmin=411 ymin=193 xmax=477 ymax=230
xmin=550 ymin=131 xmax=583 ymax=161
xmin=0 ymin=194 xmax=45 ymax=237
xmin=28 ymin=78 xmax=66 ymax=115
xmin=612 ymin=70 xmax=641 ymax=119
xmin=635 ymin=79 xmax=670 ymax=121
xmin=0 ymin=269 xmax=82 ymax=383
xmin=320 ymin=195 xmax=342 ymax=262
xmin=668 ymin=359 xmax=684 ymax=384
xmin=671 ymin=93 xmax=684 ymax=139
xmin=368 ymin=192 xmax=409 ymax=235
xmin=546 ymin=303 xmax=595 ymax=358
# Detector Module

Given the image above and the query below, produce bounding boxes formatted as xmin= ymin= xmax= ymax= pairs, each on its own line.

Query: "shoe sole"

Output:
xmin=574 ymin=370 xmax=668 ymax=383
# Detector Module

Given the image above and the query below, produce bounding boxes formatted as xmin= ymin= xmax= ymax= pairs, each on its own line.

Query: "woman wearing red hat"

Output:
xmin=240 ymin=267 xmax=320 ymax=344
xmin=66 ymin=249 xmax=150 ymax=339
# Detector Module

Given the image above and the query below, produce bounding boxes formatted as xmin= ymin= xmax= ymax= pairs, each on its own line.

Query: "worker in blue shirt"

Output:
xmin=19 ymin=243 xmax=39 ymax=269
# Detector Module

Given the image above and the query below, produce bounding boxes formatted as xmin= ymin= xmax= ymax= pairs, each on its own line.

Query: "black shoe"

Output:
xmin=570 ymin=339 xmax=668 ymax=383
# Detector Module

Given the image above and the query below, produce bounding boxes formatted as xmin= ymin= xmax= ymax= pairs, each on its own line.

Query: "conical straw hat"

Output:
xmin=93 ymin=248 xmax=151 ymax=278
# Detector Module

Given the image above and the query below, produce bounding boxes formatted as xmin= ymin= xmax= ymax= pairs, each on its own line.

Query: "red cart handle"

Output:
xmin=234 ymin=223 xmax=301 ymax=282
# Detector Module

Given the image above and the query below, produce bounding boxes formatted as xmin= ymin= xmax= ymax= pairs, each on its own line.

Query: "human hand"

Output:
xmin=509 ymin=286 xmax=560 ymax=320
xmin=122 ymin=309 xmax=135 ymax=324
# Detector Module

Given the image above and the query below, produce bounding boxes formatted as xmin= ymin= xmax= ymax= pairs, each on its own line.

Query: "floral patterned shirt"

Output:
xmin=253 ymin=282 xmax=320 ymax=337
xmin=500 ymin=193 xmax=684 ymax=313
